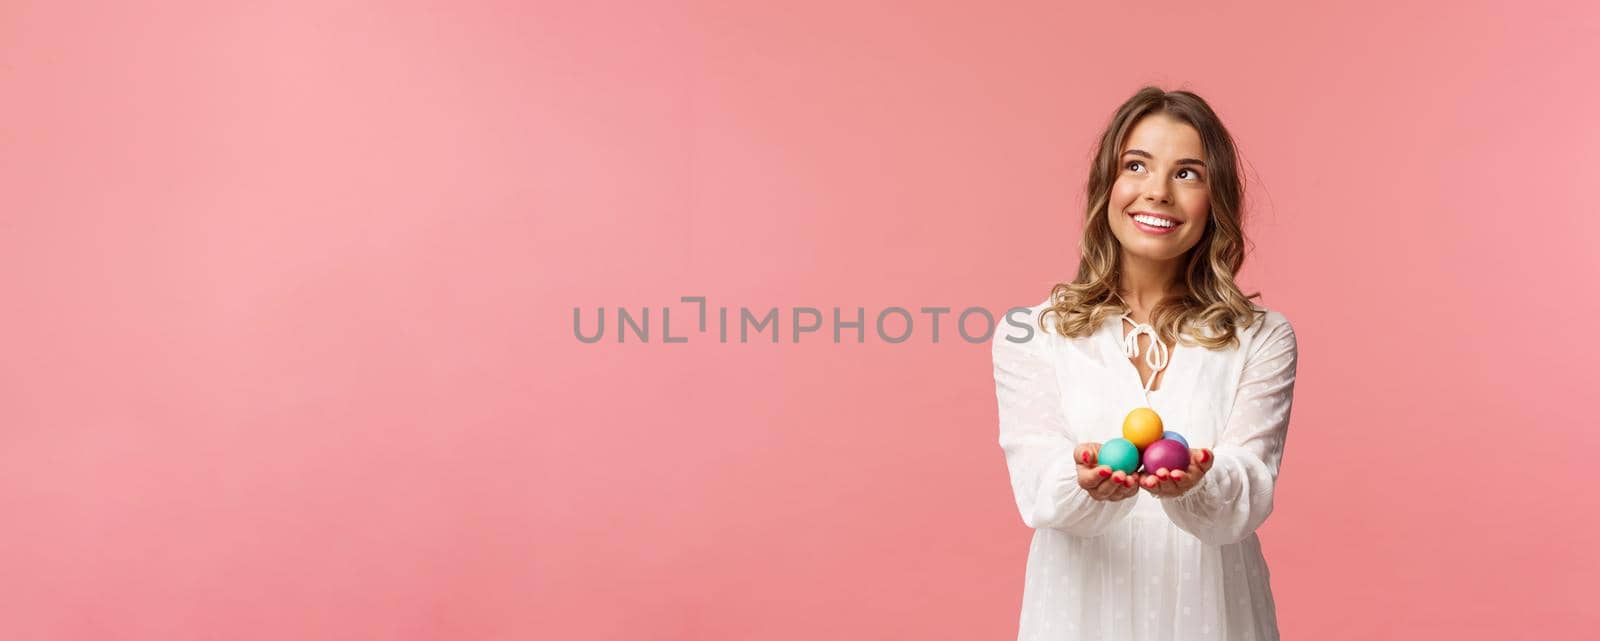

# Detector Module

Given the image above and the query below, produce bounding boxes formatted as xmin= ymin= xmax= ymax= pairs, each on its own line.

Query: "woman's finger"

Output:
xmin=1148 ymin=467 xmax=1175 ymax=494
xmin=1081 ymin=472 xmax=1105 ymax=496
xmin=1173 ymin=462 xmax=1203 ymax=492
xmin=1078 ymin=464 xmax=1112 ymax=489
xmin=1074 ymin=443 xmax=1097 ymax=468
xmin=1179 ymin=460 xmax=1204 ymax=484
xmin=1104 ymin=477 xmax=1128 ymax=500
xmin=1092 ymin=474 xmax=1123 ymax=500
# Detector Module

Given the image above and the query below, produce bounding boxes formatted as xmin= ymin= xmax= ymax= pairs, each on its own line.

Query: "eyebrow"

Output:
xmin=1123 ymin=149 xmax=1206 ymax=167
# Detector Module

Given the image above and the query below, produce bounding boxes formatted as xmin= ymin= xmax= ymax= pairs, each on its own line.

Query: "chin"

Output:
xmin=1122 ymin=239 xmax=1193 ymax=262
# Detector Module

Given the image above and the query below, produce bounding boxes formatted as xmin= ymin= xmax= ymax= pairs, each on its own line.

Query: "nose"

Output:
xmin=1143 ymin=177 xmax=1171 ymax=203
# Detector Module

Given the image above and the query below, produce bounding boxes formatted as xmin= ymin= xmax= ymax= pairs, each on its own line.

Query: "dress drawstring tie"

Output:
xmin=1120 ymin=314 xmax=1169 ymax=408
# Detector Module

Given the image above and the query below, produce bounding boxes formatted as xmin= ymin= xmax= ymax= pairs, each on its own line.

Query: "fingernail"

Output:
xmin=1083 ymin=451 xmax=1090 ymax=463
xmin=1202 ymin=450 xmax=1211 ymax=462
xmin=1099 ymin=468 xmax=1111 ymax=477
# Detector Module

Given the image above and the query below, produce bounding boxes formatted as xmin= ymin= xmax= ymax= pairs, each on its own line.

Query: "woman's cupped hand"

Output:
xmin=1073 ymin=442 xmax=1214 ymax=501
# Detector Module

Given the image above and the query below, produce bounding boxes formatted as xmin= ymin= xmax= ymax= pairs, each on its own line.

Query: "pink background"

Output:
xmin=2 ymin=1 xmax=1596 ymax=639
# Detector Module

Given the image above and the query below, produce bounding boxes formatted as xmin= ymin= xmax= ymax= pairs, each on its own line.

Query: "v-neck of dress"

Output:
xmin=1111 ymin=313 xmax=1178 ymax=397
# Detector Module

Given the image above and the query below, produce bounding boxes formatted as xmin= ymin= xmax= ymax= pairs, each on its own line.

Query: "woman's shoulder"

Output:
xmin=994 ymin=296 xmax=1052 ymax=340
xmin=1239 ymin=303 xmax=1296 ymax=353
xmin=1183 ymin=302 xmax=1292 ymax=350
xmin=991 ymin=297 xmax=1062 ymax=359
xmin=1248 ymin=303 xmax=1293 ymax=334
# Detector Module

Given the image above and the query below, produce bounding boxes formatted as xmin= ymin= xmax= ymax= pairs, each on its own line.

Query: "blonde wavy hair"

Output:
xmin=1039 ymin=86 xmax=1266 ymax=351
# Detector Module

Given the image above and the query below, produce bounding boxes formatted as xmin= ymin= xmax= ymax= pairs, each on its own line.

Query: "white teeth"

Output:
xmin=1133 ymin=214 xmax=1175 ymax=228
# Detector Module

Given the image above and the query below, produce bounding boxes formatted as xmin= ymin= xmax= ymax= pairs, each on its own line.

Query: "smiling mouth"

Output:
xmin=1129 ymin=211 xmax=1182 ymax=229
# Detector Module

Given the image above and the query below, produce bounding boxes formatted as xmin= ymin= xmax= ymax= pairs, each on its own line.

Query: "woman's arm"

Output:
xmin=1160 ymin=316 xmax=1299 ymax=545
xmin=994 ymin=313 xmax=1137 ymax=535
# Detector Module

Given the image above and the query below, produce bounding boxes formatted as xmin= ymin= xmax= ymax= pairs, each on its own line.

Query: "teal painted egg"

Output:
xmin=1098 ymin=438 xmax=1141 ymax=474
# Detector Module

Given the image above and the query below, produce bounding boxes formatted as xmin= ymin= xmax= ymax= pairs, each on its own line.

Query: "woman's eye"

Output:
xmin=1126 ymin=161 xmax=1144 ymax=172
xmin=1178 ymin=168 xmax=1202 ymax=180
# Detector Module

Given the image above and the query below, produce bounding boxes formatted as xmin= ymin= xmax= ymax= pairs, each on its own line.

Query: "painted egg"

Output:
xmin=1122 ymin=407 xmax=1164 ymax=449
xmin=1142 ymin=439 xmax=1191 ymax=476
xmin=1097 ymin=438 xmax=1141 ymax=475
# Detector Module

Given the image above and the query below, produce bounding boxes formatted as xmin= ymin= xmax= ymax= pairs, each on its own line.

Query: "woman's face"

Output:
xmin=1107 ymin=113 xmax=1211 ymax=263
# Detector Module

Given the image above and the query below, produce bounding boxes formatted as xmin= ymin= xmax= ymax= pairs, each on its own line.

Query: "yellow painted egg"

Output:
xmin=1122 ymin=407 xmax=1164 ymax=449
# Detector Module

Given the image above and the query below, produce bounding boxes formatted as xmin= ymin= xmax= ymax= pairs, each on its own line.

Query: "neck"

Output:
xmin=1116 ymin=253 xmax=1182 ymax=315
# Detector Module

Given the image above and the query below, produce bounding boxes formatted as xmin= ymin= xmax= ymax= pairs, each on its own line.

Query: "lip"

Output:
xmin=1129 ymin=211 xmax=1182 ymax=235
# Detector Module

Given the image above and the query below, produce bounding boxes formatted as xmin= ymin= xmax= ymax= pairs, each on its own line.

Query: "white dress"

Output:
xmin=992 ymin=298 xmax=1299 ymax=641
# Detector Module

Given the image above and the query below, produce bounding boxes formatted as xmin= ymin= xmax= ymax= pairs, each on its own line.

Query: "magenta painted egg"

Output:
xmin=1141 ymin=439 xmax=1190 ymax=475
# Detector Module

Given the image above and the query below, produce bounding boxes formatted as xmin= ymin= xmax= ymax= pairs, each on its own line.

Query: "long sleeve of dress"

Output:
xmin=994 ymin=317 xmax=1136 ymax=536
xmin=1160 ymin=316 xmax=1299 ymax=546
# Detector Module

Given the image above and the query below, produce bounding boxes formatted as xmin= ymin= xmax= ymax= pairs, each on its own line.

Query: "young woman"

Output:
xmin=992 ymin=87 xmax=1299 ymax=641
